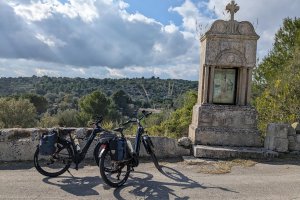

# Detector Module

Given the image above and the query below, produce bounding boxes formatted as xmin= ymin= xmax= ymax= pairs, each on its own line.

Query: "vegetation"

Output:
xmin=253 ymin=18 xmax=300 ymax=135
xmin=0 ymin=76 xmax=198 ymax=138
xmin=148 ymin=91 xmax=197 ymax=138
xmin=0 ymin=98 xmax=37 ymax=128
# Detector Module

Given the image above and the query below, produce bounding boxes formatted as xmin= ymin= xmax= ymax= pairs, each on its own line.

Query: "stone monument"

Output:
xmin=189 ymin=1 xmax=262 ymax=151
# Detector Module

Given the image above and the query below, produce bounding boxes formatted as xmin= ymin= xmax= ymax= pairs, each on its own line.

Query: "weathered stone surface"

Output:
xmin=178 ymin=137 xmax=192 ymax=149
xmin=0 ymin=128 xmax=190 ymax=161
xmin=296 ymin=134 xmax=300 ymax=143
xmin=264 ymin=123 xmax=290 ymax=153
xmin=288 ymin=126 xmax=296 ymax=136
xmin=274 ymin=139 xmax=289 ymax=152
xmin=189 ymin=104 xmax=262 ymax=147
xmin=193 ymin=145 xmax=278 ymax=159
xmin=267 ymin=123 xmax=290 ymax=138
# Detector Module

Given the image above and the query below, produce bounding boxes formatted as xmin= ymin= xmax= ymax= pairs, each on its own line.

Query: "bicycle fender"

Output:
xmin=99 ymin=144 xmax=107 ymax=157
xmin=94 ymin=142 xmax=102 ymax=160
xmin=142 ymin=135 xmax=152 ymax=154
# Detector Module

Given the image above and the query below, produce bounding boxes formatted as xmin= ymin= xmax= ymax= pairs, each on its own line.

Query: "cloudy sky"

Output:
xmin=0 ymin=0 xmax=299 ymax=80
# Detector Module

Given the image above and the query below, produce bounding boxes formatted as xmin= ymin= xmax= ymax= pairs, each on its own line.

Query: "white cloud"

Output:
xmin=0 ymin=0 xmax=299 ymax=80
xmin=207 ymin=0 xmax=300 ymax=59
xmin=164 ymin=23 xmax=179 ymax=34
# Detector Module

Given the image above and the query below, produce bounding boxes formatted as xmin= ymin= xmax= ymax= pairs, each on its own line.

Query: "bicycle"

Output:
xmin=98 ymin=110 xmax=160 ymax=187
xmin=34 ymin=117 xmax=106 ymax=177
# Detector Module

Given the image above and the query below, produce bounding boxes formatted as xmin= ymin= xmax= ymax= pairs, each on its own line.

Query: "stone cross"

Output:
xmin=226 ymin=0 xmax=239 ymax=21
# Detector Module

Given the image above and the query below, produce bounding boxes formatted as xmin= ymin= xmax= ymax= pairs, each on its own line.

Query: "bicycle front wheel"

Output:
xmin=34 ymin=141 xmax=73 ymax=177
xmin=99 ymin=148 xmax=130 ymax=188
xmin=143 ymin=136 xmax=160 ymax=170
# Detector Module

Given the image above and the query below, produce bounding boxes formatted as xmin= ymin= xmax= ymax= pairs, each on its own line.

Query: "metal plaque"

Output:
xmin=213 ymin=68 xmax=237 ymax=104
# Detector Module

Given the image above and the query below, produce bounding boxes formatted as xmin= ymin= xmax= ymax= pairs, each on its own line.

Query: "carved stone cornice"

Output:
xmin=201 ymin=20 xmax=259 ymax=41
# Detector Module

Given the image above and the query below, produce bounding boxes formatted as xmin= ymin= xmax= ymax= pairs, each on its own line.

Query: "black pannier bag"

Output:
xmin=39 ymin=131 xmax=58 ymax=155
xmin=109 ymin=137 xmax=127 ymax=161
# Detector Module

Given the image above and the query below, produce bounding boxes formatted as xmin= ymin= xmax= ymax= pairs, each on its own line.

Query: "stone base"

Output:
xmin=189 ymin=104 xmax=262 ymax=147
xmin=193 ymin=145 xmax=278 ymax=159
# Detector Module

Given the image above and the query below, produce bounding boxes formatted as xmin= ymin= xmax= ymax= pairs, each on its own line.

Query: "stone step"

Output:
xmin=193 ymin=145 xmax=278 ymax=159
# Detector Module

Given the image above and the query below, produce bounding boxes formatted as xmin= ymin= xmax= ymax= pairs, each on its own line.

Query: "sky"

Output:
xmin=0 ymin=0 xmax=299 ymax=80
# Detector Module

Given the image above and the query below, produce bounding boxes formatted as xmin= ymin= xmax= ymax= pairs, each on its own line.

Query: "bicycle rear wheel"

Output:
xmin=34 ymin=141 xmax=73 ymax=177
xmin=99 ymin=148 xmax=131 ymax=188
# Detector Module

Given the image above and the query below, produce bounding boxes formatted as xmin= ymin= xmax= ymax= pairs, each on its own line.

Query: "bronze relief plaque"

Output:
xmin=213 ymin=68 xmax=237 ymax=104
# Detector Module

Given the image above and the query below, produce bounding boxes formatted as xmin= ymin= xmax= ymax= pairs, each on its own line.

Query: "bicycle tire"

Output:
xmin=34 ymin=141 xmax=72 ymax=177
xmin=99 ymin=148 xmax=130 ymax=188
xmin=143 ymin=136 xmax=161 ymax=170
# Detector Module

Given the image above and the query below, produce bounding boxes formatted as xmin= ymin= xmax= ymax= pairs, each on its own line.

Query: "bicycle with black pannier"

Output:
xmin=34 ymin=117 xmax=107 ymax=177
xmin=98 ymin=110 xmax=160 ymax=188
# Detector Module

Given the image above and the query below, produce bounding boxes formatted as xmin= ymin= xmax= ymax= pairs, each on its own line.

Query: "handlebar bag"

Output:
xmin=39 ymin=131 xmax=58 ymax=155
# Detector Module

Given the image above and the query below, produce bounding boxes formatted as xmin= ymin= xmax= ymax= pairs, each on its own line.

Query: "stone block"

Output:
xmin=288 ymin=126 xmax=296 ymax=136
xmin=193 ymin=145 xmax=278 ymax=159
xmin=189 ymin=104 xmax=262 ymax=147
xmin=266 ymin=123 xmax=290 ymax=138
xmin=178 ymin=137 xmax=192 ymax=149
xmin=288 ymin=135 xmax=296 ymax=143
xmin=296 ymin=134 xmax=300 ymax=143
xmin=264 ymin=136 xmax=274 ymax=150
xmin=274 ymin=138 xmax=289 ymax=152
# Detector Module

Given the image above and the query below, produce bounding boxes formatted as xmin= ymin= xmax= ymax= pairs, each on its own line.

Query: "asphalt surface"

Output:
xmin=1 ymin=158 xmax=300 ymax=200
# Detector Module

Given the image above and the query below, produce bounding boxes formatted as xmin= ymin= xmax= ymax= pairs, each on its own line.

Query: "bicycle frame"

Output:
xmin=60 ymin=125 xmax=104 ymax=169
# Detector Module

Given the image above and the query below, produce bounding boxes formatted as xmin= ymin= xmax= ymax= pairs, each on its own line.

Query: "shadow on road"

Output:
xmin=43 ymin=175 xmax=102 ymax=196
xmin=113 ymin=164 xmax=238 ymax=200
xmin=0 ymin=161 xmax=33 ymax=170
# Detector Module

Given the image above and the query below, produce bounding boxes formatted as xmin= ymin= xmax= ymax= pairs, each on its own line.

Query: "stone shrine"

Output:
xmin=189 ymin=1 xmax=262 ymax=149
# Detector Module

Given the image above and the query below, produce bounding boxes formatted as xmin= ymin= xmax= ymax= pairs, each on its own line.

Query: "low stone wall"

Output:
xmin=0 ymin=128 xmax=190 ymax=161
xmin=264 ymin=123 xmax=300 ymax=153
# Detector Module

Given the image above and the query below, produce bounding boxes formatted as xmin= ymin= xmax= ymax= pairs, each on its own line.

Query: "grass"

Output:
xmin=196 ymin=159 xmax=257 ymax=174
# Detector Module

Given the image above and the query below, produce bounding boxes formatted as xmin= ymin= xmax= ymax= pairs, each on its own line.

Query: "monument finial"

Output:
xmin=226 ymin=0 xmax=239 ymax=21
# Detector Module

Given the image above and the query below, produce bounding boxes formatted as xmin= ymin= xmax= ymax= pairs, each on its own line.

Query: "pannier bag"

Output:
xmin=39 ymin=131 xmax=58 ymax=155
xmin=110 ymin=137 xmax=127 ymax=161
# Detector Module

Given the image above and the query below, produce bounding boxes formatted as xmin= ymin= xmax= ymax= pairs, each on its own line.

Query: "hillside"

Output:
xmin=0 ymin=76 xmax=197 ymax=109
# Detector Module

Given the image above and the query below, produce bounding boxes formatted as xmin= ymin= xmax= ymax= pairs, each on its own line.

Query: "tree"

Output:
xmin=111 ymin=90 xmax=132 ymax=116
xmin=254 ymin=30 xmax=300 ymax=135
xmin=56 ymin=109 xmax=80 ymax=127
xmin=22 ymin=93 xmax=48 ymax=114
xmin=78 ymin=91 xmax=110 ymax=125
xmin=255 ymin=31 xmax=300 ymax=133
xmin=149 ymin=91 xmax=197 ymax=138
xmin=253 ymin=18 xmax=300 ymax=97
xmin=0 ymin=98 xmax=37 ymax=128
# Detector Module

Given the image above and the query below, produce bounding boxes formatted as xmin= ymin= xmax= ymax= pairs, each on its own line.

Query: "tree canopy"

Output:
xmin=254 ymin=18 xmax=300 ymax=135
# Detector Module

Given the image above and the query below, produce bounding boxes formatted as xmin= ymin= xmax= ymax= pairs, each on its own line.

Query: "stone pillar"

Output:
xmin=189 ymin=1 xmax=261 ymax=147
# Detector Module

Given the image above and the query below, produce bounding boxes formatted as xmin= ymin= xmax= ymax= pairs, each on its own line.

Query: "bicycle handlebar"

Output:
xmin=121 ymin=110 xmax=152 ymax=126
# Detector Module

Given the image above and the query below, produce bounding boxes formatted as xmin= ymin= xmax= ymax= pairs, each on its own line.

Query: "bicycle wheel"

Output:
xmin=143 ymin=136 xmax=160 ymax=170
xmin=99 ymin=148 xmax=131 ymax=188
xmin=148 ymin=142 xmax=160 ymax=170
xmin=34 ymin=141 xmax=73 ymax=177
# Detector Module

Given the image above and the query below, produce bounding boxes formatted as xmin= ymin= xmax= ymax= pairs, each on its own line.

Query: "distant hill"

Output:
xmin=0 ymin=76 xmax=197 ymax=109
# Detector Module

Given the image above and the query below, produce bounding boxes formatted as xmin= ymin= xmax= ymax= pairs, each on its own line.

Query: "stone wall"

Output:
xmin=0 ymin=128 xmax=190 ymax=161
xmin=264 ymin=123 xmax=300 ymax=153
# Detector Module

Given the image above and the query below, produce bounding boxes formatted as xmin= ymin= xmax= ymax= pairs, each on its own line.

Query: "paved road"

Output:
xmin=1 ymin=159 xmax=300 ymax=200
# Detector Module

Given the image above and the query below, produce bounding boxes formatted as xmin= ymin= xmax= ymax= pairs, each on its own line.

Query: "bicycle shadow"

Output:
xmin=113 ymin=164 xmax=238 ymax=200
xmin=43 ymin=175 xmax=102 ymax=196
